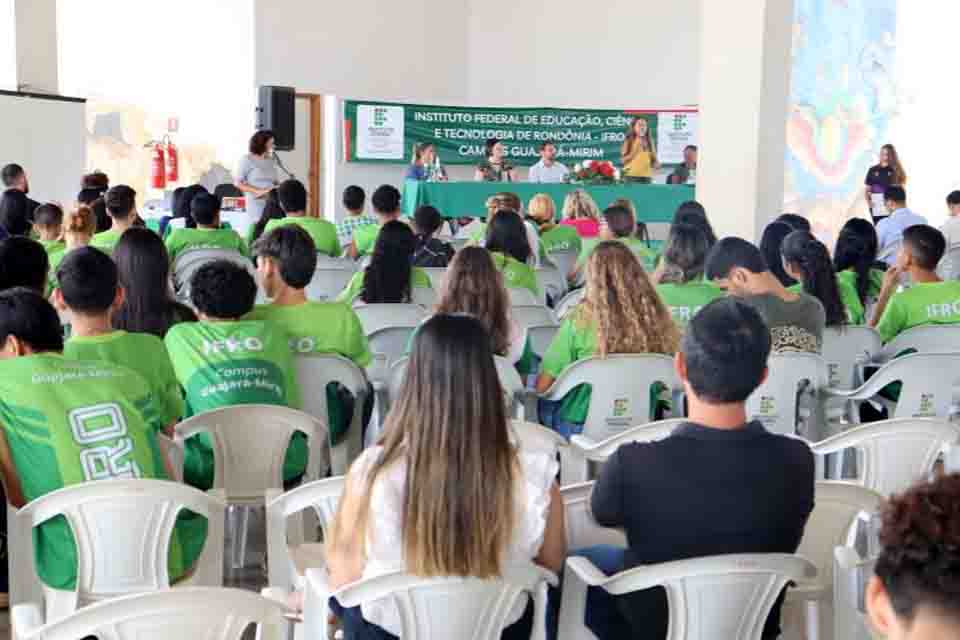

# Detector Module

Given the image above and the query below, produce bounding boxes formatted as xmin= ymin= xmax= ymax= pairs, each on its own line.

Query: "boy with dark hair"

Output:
xmin=411 ymin=205 xmax=454 ymax=267
xmin=263 ymin=179 xmax=340 ymax=257
xmin=351 ymin=184 xmax=404 ymax=258
xmin=876 ymin=186 xmax=927 ymax=264
xmin=164 ymin=260 xmax=304 ymax=489
xmin=580 ymin=297 xmax=814 ymax=639
xmin=871 ymin=224 xmax=960 ymax=342
xmin=941 ymin=190 xmax=960 ymax=246
xmin=33 ymin=203 xmax=64 ymax=258
xmin=705 ymin=236 xmax=826 ymax=353
xmin=0 ymin=237 xmax=48 ymax=293
xmin=0 ymin=287 xmax=206 ymax=591
xmin=336 ymin=185 xmax=377 ymax=251
xmin=91 ymin=185 xmax=138 ymax=254
xmin=164 ymin=192 xmax=248 ymax=263
xmin=53 ymin=247 xmax=183 ymax=431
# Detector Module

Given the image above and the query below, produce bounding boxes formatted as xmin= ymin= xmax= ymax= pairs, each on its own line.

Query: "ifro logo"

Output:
xmin=373 ymin=108 xmax=389 ymax=127
xmin=672 ymin=114 xmax=687 ymax=130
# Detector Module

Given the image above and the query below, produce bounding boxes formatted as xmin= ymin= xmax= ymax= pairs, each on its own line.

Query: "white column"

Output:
xmin=696 ymin=0 xmax=795 ymax=242
xmin=13 ymin=0 xmax=59 ymax=93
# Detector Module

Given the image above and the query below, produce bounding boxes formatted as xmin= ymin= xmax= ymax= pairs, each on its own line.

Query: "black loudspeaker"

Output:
xmin=256 ymin=85 xmax=296 ymax=151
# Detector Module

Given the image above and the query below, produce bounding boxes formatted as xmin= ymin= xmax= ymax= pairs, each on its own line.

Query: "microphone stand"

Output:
xmin=273 ymin=151 xmax=295 ymax=180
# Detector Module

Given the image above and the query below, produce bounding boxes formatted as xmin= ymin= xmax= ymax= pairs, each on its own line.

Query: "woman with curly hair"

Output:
xmin=536 ymin=241 xmax=679 ymax=437
xmin=867 ymin=473 xmax=960 ymax=638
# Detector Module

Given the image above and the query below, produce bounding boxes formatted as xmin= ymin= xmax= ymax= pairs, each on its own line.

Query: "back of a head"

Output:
xmin=437 ymin=247 xmax=511 ymax=355
xmin=413 ymin=205 xmax=444 ymax=238
xmin=673 ymin=200 xmax=717 ymax=247
xmin=63 ymin=205 xmax=97 ymax=239
xmin=834 ymin=218 xmax=879 ymax=305
xmin=705 ymin=237 xmax=768 ymax=281
xmin=760 ymin=221 xmax=798 ymax=287
xmin=105 ymin=185 xmax=136 ymax=221
xmin=255 ymin=225 xmax=317 ymax=290
xmin=903 ymin=224 xmax=946 ymax=271
xmin=342 ymin=185 xmax=365 ymax=212
xmin=562 ymin=189 xmax=599 ymax=220
xmin=485 ymin=209 xmax=531 ymax=264
xmin=947 ymin=190 xmax=960 ymax=208
xmin=77 ymin=187 xmax=105 ymax=205
xmin=371 ymin=184 xmax=401 ymax=216
xmin=363 ymin=220 xmax=416 ymax=303
xmin=603 ymin=204 xmax=635 ymax=239
xmin=81 ymin=171 xmax=109 ymax=191
xmin=56 ymin=247 xmax=117 ymax=314
xmin=874 ymin=473 xmax=960 ymax=631
xmin=0 ymin=189 xmax=31 ymax=236
xmin=885 ymin=185 xmax=907 ymax=205
xmin=662 ymin=223 xmax=710 ymax=284
xmin=112 ymin=227 xmax=188 ymax=337
xmin=0 ymin=237 xmax=48 ymax=293
xmin=775 ymin=213 xmax=811 ymax=232
xmin=781 ymin=230 xmax=846 ymax=327
xmin=0 ymin=287 xmax=64 ymax=354
xmin=190 ymin=192 xmax=222 ymax=227
xmin=277 ymin=179 xmax=307 ymax=213
xmin=527 ymin=193 xmax=556 ymax=223
xmin=175 ymin=184 xmax=209 ymax=224
xmin=189 ymin=260 xmax=256 ymax=319
xmin=33 ymin=203 xmax=63 ymax=230
xmin=1 ymin=164 xmax=24 ymax=188
xmin=682 ymin=297 xmax=771 ymax=403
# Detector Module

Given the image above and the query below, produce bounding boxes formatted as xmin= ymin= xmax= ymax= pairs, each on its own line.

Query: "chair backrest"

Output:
xmin=18 ymin=479 xmax=225 ymax=620
xmin=306 ymin=268 xmax=357 ymax=301
xmin=354 ymin=303 xmax=428 ymax=336
xmin=172 ymin=248 xmax=253 ymax=294
xmin=746 ymin=352 xmax=826 ymax=438
xmin=175 ymin=405 xmax=324 ymax=499
xmin=389 ymin=356 xmax=525 ymax=418
xmin=879 ymin=324 xmax=960 ymax=361
xmin=511 ymin=305 xmax=560 ymax=360
xmin=560 ymin=482 xmax=627 ymax=551
xmin=510 ymin=420 xmax=568 ymax=455
xmin=554 ymin=289 xmax=585 ymax=319
xmin=17 ymin=587 xmax=286 ymax=640
xmin=796 ymin=481 xmax=883 ymax=591
xmin=811 ymin=418 xmax=958 ymax=496
xmin=936 ymin=243 xmax=960 ymax=280
xmin=572 ymin=418 xmax=686 ymax=462
xmin=412 ymin=285 xmax=437 ymax=307
xmin=861 ymin=352 xmax=960 ymax=420
xmin=821 ymin=326 xmax=882 ymax=389
xmin=507 ymin=287 xmax=541 ymax=307
xmin=535 ymin=265 xmax=565 ymax=304
xmin=833 ymin=547 xmax=876 ymax=640
xmin=544 ymin=249 xmax=578 ymax=284
xmin=420 ymin=267 xmax=448 ymax=293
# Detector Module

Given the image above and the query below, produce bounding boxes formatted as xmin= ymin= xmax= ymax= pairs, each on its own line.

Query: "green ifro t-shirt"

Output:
xmin=656 ymin=281 xmax=723 ymax=326
xmin=39 ymin=239 xmax=65 ymax=258
xmin=164 ymin=320 xmax=304 ymax=489
xmin=577 ymin=237 xmax=658 ymax=272
xmin=875 ymin=280 xmax=960 ymax=343
xmin=353 ymin=223 xmax=382 ymax=257
xmin=837 ymin=268 xmax=886 ymax=305
xmin=264 ymin=217 xmax=341 ymax=257
xmin=789 ymin=276 xmax=866 ymax=325
xmin=540 ymin=225 xmax=582 ymax=255
xmin=541 ymin=313 xmax=597 ymax=424
xmin=165 ymin=228 xmax=249 ymax=263
xmin=0 ymin=354 xmax=205 ymax=589
xmin=491 ymin=252 xmax=540 ymax=297
xmin=89 ymin=229 xmax=123 ymax=255
xmin=335 ymin=268 xmax=433 ymax=304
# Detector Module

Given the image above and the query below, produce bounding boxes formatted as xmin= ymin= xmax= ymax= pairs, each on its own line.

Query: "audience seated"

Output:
xmin=55 ymin=247 xmax=183 ymax=432
xmin=485 ymin=210 xmax=540 ymax=297
xmin=672 ymin=200 xmax=717 ymax=249
xmin=866 ymin=473 xmax=960 ymax=639
xmin=877 ymin=186 xmax=927 ymax=264
xmin=337 ymin=221 xmax=432 ymax=305
xmin=0 ymin=188 xmax=32 ymax=236
xmin=834 ymin=217 xmax=884 ymax=309
xmin=573 ymin=204 xmax=657 ymax=280
xmin=559 ymin=189 xmax=601 ymax=238
xmin=0 ymin=237 xmax=48 ymax=293
xmin=32 ymin=203 xmax=64 ymax=258
xmin=352 ymin=185 xmax=403 ymax=258
xmin=165 ymin=192 xmax=249 ymax=263
xmin=871 ymin=224 xmax=960 ymax=342
xmin=941 ymin=190 xmax=960 ymax=246
xmin=529 ymin=193 xmax=581 ymax=255
xmin=336 ymin=185 xmax=377 ymax=251
xmin=47 ymin=205 xmax=97 ymax=294
xmin=263 ymin=179 xmax=340 ymax=257
xmin=759 ymin=221 xmax=798 ymax=287
xmin=173 ymin=183 xmax=209 ymax=230
xmin=90 ymin=185 xmax=138 ymax=254
xmin=111 ymin=227 xmax=197 ymax=338
xmin=781 ymin=230 xmax=863 ymax=325
xmin=568 ymin=297 xmax=813 ymax=639
xmin=706 ymin=237 xmax=826 ymax=352
xmin=411 ymin=205 xmax=454 ymax=267
xmin=0 ymin=288 xmax=206 ymax=591
xmin=653 ymin=223 xmax=722 ymax=326
xmin=164 ymin=260 xmax=303 ymax=490
xmin=536 ymin=242 xmax=679 ymax=438
xmin=468 ymin=192 xmax=542 ymax=266
xmin=325 ymin=314 xmax=565 ymax=639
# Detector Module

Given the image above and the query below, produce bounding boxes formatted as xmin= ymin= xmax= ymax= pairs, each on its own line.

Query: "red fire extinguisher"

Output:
xmin=164 ymin=135 xmax=179 ymax=184
xmin=149 ymin=142 xmax=166 ymax=189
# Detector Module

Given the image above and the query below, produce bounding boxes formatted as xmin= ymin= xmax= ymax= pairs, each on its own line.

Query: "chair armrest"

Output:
xmin=564 ymin=556 xmax=611 ymax=587
xmin=303 ymin=568 xmax=332 ymax=640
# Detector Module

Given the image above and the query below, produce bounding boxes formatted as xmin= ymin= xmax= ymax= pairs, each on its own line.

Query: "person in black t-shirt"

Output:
xmin=865 ymin=144 xmax=907 ymax=221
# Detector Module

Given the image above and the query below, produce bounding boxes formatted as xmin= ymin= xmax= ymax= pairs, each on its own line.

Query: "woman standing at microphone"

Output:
xmin=621 ymin=117 xmax=659 ymax=183
xmin=235 ymin=130 xmax=280 ymax=226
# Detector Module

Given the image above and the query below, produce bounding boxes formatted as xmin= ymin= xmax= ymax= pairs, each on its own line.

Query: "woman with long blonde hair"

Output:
xmin=536 ymin=241 xmax=679 ymax=437
xmin=326 ymin=314 xmax=566 ymax=639
xmin=559 ymin=189 xmax=601 ymax=238
xmin=621 ymin=117 xmax=659 ymax=183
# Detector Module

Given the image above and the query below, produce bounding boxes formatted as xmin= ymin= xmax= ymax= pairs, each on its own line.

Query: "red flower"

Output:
xmin=596 ymin=162 xmax=614 ymax=178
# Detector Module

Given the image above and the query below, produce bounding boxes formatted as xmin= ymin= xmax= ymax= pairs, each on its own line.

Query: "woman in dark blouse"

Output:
xmin=864 ymin=144 xmax=906 ymax=220
xmin=474 ymin=138 xmax=519 ymax=183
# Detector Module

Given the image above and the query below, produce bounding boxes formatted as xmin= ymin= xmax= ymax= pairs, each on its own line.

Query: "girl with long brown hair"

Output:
xmin=620 ymin=117 xmax=659 ymax=183
xmin=536 ymin=241 xmax=679 ymax=437
xmin=326 ymin=314 xmax=566 ymax=639
xmin=865 ymin=143 xmax=907 ymax=220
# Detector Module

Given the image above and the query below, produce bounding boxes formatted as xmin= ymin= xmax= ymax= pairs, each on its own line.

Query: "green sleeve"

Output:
xmin=355 ymin=227 xmax=376 ymax=256
xmin=164 ymin=235 xmax=181 ymax=263
xmin=876 ymin=294 xmax=907 ymax=343
xmin=515 ymin=336 xmax=536 ymax=377
xmin=157 ymin=354 xmax=186 ymax=427
xmin=336 ymin=272 xmax=363 ymax=304
xmin=541 ymin=319 xmax=577 ymax=378
xmin=345 ymin=310 xmax=372 ymax=367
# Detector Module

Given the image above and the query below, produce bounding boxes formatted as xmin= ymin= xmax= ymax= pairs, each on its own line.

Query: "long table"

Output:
xmin=402 ymin=180 xmax=695 ymax=222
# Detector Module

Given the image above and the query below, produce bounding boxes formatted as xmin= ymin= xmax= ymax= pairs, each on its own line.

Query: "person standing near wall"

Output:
xmin=621 ymin=117 xmax=659 ymax=183
xmin=235 ymin=130 xmax=280 ymax=228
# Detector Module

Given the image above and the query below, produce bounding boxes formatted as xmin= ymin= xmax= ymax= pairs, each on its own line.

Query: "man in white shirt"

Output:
xmin=941 ymin=190 xmax=960 ymax=247
xmin=527 ymin=142 xmax=569 ymax=183
xmin=876 ymin=186 xmax=927 ymax=264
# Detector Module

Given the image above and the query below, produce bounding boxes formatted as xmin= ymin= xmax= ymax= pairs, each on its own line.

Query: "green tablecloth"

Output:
xmin=402 ymin=180 xmax=695 ymax=222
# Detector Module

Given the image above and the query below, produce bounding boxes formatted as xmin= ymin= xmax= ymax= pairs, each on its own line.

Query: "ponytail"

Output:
xmin=782 ymin=231 xmax=847 ymax=327
xmin=833 ymin=219 xmax=879 ymax=306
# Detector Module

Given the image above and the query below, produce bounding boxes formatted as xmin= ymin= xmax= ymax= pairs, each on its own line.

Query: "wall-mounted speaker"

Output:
xmin=256 ymin=85 xmax=296 ymax=151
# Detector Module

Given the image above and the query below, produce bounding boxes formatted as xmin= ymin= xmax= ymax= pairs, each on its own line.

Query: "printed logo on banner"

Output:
xmin=357 ymin=104 xmax=406 ymax=160
xmin=657 ymin=111 xmax=699 ymax=165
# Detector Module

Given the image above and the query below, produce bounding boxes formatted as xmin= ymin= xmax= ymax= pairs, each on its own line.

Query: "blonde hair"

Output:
xmin=561 ymin=189 xmax=600 ymax=221
xmin=63 ymin=205 xmax=96 ymax=243
xmin=575 ymin=241 xmax=679 ymax=356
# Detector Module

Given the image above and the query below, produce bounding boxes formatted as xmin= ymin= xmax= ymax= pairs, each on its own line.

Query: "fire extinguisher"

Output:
xmin=149 ymin=142 xmax=166 ymax=190
xmin=164 ymin=135 xmax=179 ymax=184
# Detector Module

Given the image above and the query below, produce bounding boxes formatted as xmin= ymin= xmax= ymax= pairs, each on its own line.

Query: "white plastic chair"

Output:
xmin=564 ymin=418 xmax=685 ymax=485
xmin=810 ymin=418 xmax=958 ymax=496
xmin=354 ymin=303 xmax=427 ymax=381
xmin=820 ymin=327 xmax=883 ymax=428
xmin=558 ymin=553 xmax=817 ymax=640
xmin=14 ymin=587 xmax=287 ymax=640
xmin=538 ymin=355 xmax=681 ymax=484
xmin=411 ymin=285 xmax=437 ymax=307
xmin=511 ymin=305 xmax=560 ymax=361
xmin=554 ymin=289 xmax=585 ymax=320
xmin=875 ymin=324 xmax=960 ymax=362
xmin=746 ymin=352 xmax=827 ymax=439
xmin=544 ymin=249 xmax=578 ymax=286
xmin=294 ymin=353 xmax=369 ymax=476
xmin=511 ymin=419 xmax=569 ymax=456
xmin=305 ymin=258 xmax=356 ymax=302
xmin=303 ymin=565 xmax=557 ymax=640
xmin=936 ymin=243 xmax=960 ymax=280
xmin=788 ymin=481 xmax=883 ymax=640
xmin=420 ymin=266 xmax=448 ymax=293
xmin=560 ymin=482 xmax=627 ymax=551
xmin=171 ymin=248 xmax=253 ymax=297
xmin=12 ymin=479 xmax=225 ymax=626
xmin=535 ymin=265 xmax=566 ymax=304
xmin=508 ymin=287 xmax=541 ymax=306
xmin=832 ymin=547 xmax=877 ymax=640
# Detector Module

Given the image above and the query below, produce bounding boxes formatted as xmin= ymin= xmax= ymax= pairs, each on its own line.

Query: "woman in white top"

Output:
xmin=327 ymin=313 xmax=566 ymax=639
xmin=235 ymin=130 xmax=279 ymax=227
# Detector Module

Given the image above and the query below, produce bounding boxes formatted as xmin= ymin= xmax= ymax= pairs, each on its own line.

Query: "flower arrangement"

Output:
xmin=565 ymin=160 xmax=622 ymax=184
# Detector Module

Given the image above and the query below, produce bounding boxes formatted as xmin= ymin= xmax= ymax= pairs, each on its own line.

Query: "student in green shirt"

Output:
xmin=33 ymin=202 xmax=64 ymax=258
xmin=263 ymin=179 xmax=341 ymax=257
xmin=164 ymin=260 xmax=304 ymax=490
xmin=834 ymin=217 xmax=886 ymax=308
xmin=535 ymin=241 xmax=680 ymax=437
xmin=572 ymin=204 xmax=658 ymax=283
xmin=165 ymin=192 xmax=249 ymax=263
xmin=781 ymin=230 xmax=864 ymax=325
xmin=337 ymin=221 xmax=433 ymax=304
xmin=0 ymin=236 xmax=48 ymax=294
xmin=653 ymin=223 xmax=723 ymax=326
xmin=350 ymin=184 xmax=403 ymax=258
xmin=248 ymin=226 xmax=371 ymax=442
xmin=54 ymin=247 xmax=184 ymax=430
xmin=528 ymin=192 xmax=582 ymax=256
xmin=0 ymin=288 xmax=206 ymax=590
xmin=484 ymin=210 xmax=540 ymax=298
xmin=90 ymin=185 xmax=138 ymax=254
xmin=872 ymin=224 xmax=960 ymax=342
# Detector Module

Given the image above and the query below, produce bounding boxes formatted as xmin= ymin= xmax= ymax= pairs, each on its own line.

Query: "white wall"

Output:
xmin=0 ymin=0 xmax=17 ymax=90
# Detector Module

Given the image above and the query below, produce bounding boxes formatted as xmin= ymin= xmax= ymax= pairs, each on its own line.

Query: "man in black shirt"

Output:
xmin=582 ymin=297 xmax=815 ymax=639
xmin=1 ymin=163 xmax=40 ymax=220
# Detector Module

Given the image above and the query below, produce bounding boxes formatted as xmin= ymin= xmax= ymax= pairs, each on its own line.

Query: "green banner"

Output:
xmin=343 ymin=100 xmax=693 ymax=167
